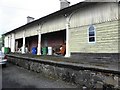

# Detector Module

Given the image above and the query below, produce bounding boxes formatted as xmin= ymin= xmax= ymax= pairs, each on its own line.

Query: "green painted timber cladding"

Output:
xmin=70 ymin=20 xmax=119 ymax=53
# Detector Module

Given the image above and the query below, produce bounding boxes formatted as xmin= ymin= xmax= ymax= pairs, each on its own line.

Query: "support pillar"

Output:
xmin=15 ymin=41 xmax=18 ymax=52
xmin=8 ymin=36 xmax=10 ymax=48
xmin=65 ymin=18 xmax=71 ymax=57
xmin=22 ymin=31 xmax=25 ymax=54
xmin=37 ymin=32 xmax=41 ymax=55
xmin=4 ymin=36 xmax=8 ymax=47
xmin=11 ymin=33 xmax=15 ymax=52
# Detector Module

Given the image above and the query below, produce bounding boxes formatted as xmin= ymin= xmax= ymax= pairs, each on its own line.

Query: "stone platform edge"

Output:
xmin=7 ymin=54 xmax=119 ymax=75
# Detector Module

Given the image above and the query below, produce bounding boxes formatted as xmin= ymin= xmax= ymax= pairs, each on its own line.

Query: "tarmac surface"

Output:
xmin=1 ymin=63 xmax=77 ymax=89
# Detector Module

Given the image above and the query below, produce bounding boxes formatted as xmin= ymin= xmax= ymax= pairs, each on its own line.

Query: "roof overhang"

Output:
xmin=3 ymin=2 xmax=98 ymax=36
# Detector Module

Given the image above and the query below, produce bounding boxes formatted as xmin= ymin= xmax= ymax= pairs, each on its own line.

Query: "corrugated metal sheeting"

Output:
xmin=14 ymin=16 xmax=66 ymax=39
xmin=41 ymin=16 xmax=66 ymax=34
xmin=14 ymin=3 xmax=118 ymax=40
xmin=4 ymin=2 xmax=119 ymax=54
xmin=25 ymin=25 xmax=38 ymax=37
xmin=70 ymin=20 xmax=118 ymax=53
xmin=15 ymin=30 xmax=23 ymax=39
xmin=70 ymin=3 xmax=118 ymax=28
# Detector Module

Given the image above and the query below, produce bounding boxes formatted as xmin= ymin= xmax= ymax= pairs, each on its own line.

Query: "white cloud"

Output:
xmin=0 ymin=0 xmax=83 ymax=35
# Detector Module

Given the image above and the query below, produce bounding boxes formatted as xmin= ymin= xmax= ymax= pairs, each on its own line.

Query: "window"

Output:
xmin=88 ymin=25 xmax=96 ymax=43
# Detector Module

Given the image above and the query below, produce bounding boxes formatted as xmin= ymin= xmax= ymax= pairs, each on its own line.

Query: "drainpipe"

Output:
xmin=65 ymin=9 xmax=80 ymax=57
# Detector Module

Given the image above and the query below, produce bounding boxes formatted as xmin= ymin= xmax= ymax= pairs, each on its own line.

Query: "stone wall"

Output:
xmin=7 ymin=55 xmax=119 ymax=89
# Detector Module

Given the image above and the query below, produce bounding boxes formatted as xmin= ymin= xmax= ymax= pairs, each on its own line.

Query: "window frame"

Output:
xmin=88 ymin=25 xmax=96 ymax=44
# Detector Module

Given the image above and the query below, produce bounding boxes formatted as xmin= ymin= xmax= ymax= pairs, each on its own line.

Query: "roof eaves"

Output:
xmin=3 ymin=2 xmax=97 ymax=36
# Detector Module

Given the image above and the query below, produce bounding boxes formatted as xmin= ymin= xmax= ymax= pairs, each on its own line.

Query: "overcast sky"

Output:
xmin=0 ymin=0 xmax=84 ymax=36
